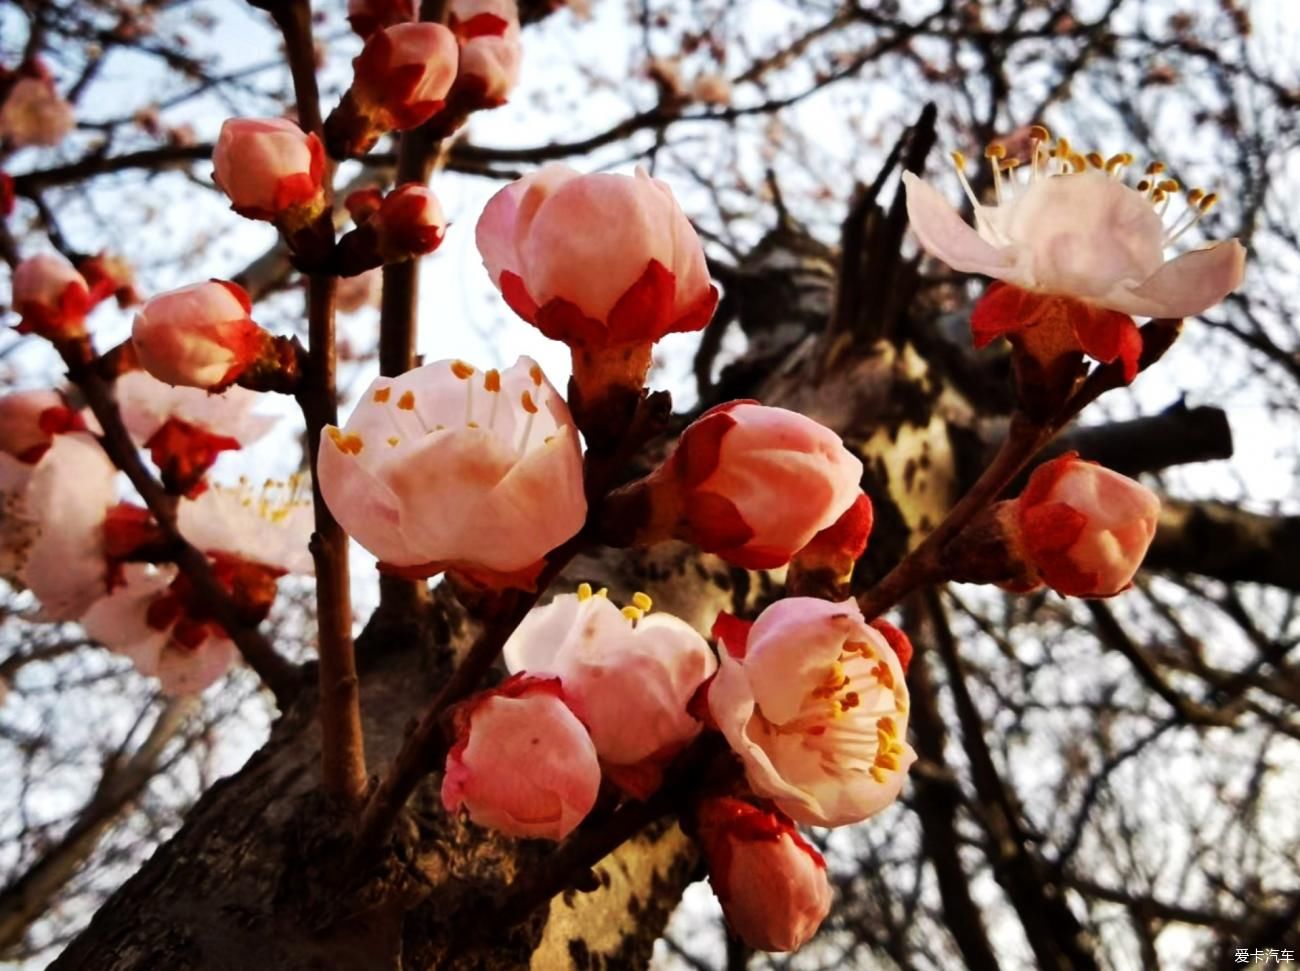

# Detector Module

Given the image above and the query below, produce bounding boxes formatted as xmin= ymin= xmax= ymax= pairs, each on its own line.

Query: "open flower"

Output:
xmin=503 ymin=586 xmax=716 ymax=797
xmin=319 ymin=356 xmax=585 ymax=589
xmin=903 ymin=128 xmax=1246 ymax=381
xmin=476 ymin=165 xmax=717 ymax=349
xmin=0 ymin=74 xmax=75 ymax=148
xmin=441 ymin=674 xmax=600 ymax=840
xmin=212 ymin=118 xmax=326 ymax=224
xmin=132 ymin=280 xmax=272 ymax=391
xmin=116 ymin=371 xmax=277 ymax=496
xmin=82 ymin=565 xmax=239 ymax=696
xmin=326 ymin=23 xmax=459 ymax=157
xmin=708 ymin=598 xmax=915 ymax=827
xmin=1004 ymin=452 xmax=1159 ymax=598
xmin=449 ymin=0 xmax=523 ymax=108
xmin=696 ymin=796 xmax=831 ymax=952
xmin=608 ymin=402 xmax=864 ymax=570
xmin=11 ymin=252 xmax=91 ymax=342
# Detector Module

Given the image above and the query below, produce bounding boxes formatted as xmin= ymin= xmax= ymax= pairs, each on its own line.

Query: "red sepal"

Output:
xmin=451 ymin=12 xmax=510 ymax=39
xmin=684 ymin=491 xmax=755 ymax=556
xmin=711 ymin=612 xmax=753 ymax=658
xmin=695 ymin=796 xmax=824 ymax=901
xmin=675 ymin=404 xmax=744 ymax=487
xmin=670 ymin=283 xmax=720 ymax=336
xmin=970 ymin=281 xmax=1048 ymax=347
xmin=606 ymin=259 xmax=675 ymax=344
xmin=797 ymin=492 xmax=873 ymax=566
xmin=499 ymin=270 xmax=539 ymax=324
xmin=212 ymin=278 xmax=253 ymax=314
xmin=1068 ymin=301 xmax=1141 ymax=383
xmin=0 ymin=173 xmax=13 ymax=217
xmin=534 ymin=295 xmax=606 ymax=347
xmin=377 ymin=555 xmax=546 ymax=592
xmin=271 ymin=172 xmax=321 ymax=214
xmin=869 ymin=619 xmax=913 ymax=674
xmin=1020 ymin=501 xmax=1088 ymax=555
xmin=145 ymin=418 xmax=242 ymax=498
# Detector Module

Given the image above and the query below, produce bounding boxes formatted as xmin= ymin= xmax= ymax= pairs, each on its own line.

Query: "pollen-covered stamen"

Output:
xmin=451 ymin=360 xmax=477 ymax=426
xmin=484 ymin=369 xmax=502 ymax=429
xmin=576 ymin=581 xmax=593 ymax=601
xmin=1164 ymin=189 xmax=1218 ymax=245
xmin=984 ymin=143 xmax=1007 ymax=203
xmin=950 ymin=151 xmax=997 ymax=237
xmin=1029 ymin=124 xmax=1050 ymax=178
xmin=228 ymin=473 xmax=312 ymax=522
xmin=516 ymin=390 xmax=538 ymax=453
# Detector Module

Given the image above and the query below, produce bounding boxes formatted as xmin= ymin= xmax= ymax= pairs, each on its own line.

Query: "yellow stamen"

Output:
xmin=577 ymin=582 xmax=593 ymax=601
xmin=984 ymin=143 xmax=1006 ymax=160
xmin=621 ymin=605 xmax=644 ymax=622
xmin=631 ymin=591 xmax=652 ymax=611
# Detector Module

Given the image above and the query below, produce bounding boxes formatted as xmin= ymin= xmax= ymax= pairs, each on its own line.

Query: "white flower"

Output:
xmin=903 ymin=128 xmax=1245 ymax=319
xmin=116 ymin=371 xmax=277 ymax=447
xmin=177 ymin=476 xmax=314 ymax=575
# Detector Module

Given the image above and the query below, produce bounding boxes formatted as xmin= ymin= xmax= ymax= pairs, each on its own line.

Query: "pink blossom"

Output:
xmin=476 ymin=165 xmax=718 ymax=348
xmin=347 ymin=0 xmax=415 ymax=38
xmin=22 ymin=433 xmax=120 ymax=621
xmin=696 ymin=797 xmax=831 ymax=952
xmin=503 ymin=587 xmax=716 ymax=796
xmin=352 ymin=23 xmax=459 ymax=131
xmin=1008 ymin=452 xmax=1160 ymax=598
xmin=707 ymin=598 xmax=915 ymax=827
xmin=628 ymin=402 xmax=864 ymax=569
xmin=211 ymin=118 xmax=326 ymax=222
xmin=903 ymin=131 xmax=1245 ymax=378
xmin=450 ymin=0 xmax=522 ymax=108
xmin=82 ymin=564 xmax=240 ymax=696
xmin=319 ymin=357 xmax=586 ymax=589
xmin=11 ymin=252 xmax=91 ymax=341
xmin=177 ymin=477 xmax=315 ymax=576
xmin=441 ymin=674 xmax=600 ymax=840
xmin=0 ymin=76 xmax=75 ymax=148
xmin=116 ymin=371 xmax=277 ymax=495
xmin=132 ymin=280 xmax=268 ymax=390
xmin=0 ymin=389 xmax=84 ymax=469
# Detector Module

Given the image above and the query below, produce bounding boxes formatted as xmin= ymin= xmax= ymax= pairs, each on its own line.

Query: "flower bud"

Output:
xmin=325 ymin=23 xmax=459 ymax=158
xmin=1006 ymin=452 xmax=1160 ymax=597
xmin=212 ymin=117 xmax=326 ymax=227
xmin=477 ymin=164 xmax=717 ymax=350
xmin=449 ymin=0 xmax=523 ymax=109
xmin=335 ymin=184 xmax=447 ymax=275
xmin=503 ymin=588 xmax=716 ymax=797
xmin=441 ymin=674 xmax=600 ymax=840
xmin=78 ymin=253 xmax=139 ymax=309
xmin=0 ymin=389 xmax=85 ymax=465
xmin=132 ymin=280 xmax=272 ymax=391
xmin=11 ymin=252 xmax=90 ymax=342
xmin=607 ymin=402 xmax=863 ymax=570
xmin=0 ymin=73 xmax=75 ymax=148
xmin=346 ymin=0 xmax=415 ymax=38
xmin=695 ymin=797 xmax=831 ymax=953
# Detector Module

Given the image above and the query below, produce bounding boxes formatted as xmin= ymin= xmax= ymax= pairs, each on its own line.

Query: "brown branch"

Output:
xmin=1144 ymin=500 xmax=1300 ymax=592
xmin=262 ymin=0 xmax=367 ymax=807
xmin=10 ymin=144 xmax=213 ymax=194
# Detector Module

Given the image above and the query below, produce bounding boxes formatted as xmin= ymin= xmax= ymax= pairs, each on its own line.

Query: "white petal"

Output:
xmin=1104 ymin=239 xmax=1246 ymax=318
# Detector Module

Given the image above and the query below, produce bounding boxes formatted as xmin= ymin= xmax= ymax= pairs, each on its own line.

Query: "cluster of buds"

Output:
xmin=476 ymin=164 xmax=718 ymax=442
xmin=448 ymin=0 xmax=523 ymax=111
xmin=324 ymin=23 xmax=459 ymax=158
xmin=336 ymin=184 xmax=447 ymax=275
xmin=903 ymin=127 xmax=1245 ymax=415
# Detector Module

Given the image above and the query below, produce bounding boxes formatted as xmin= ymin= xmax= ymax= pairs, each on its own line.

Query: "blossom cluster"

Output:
xmin=1 ymin=21 xmax=1248 ymax=946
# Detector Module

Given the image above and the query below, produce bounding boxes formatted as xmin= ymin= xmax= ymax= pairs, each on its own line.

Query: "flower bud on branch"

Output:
xmin=11 ymin=252 xmax=91 ymax=345
xmin=335 ymin=184 xmax=447 ymax=276
xmin=324 ymin=23 xmax=459 ymax=159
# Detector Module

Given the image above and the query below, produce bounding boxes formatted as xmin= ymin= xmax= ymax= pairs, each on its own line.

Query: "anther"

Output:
xmin=1028 ymin=124 xmax=1050 ymax=143
xmin=373 ymin=387 xmax=391 ymax=403
xmin=622 ymin=605 xmax=644 ymax=623
xmin=528 ymin=363 xmax=544 ymax=387
xmin=984 ymin=143 xmax=1006 ymax=159
xmin=483 ymin=369 xmax=501 ymax=393
xmin=451 ymin=360 xmax=475 ymax=380
xmin=397 ymin=391 xmax=415 ymax=410
xmin=577 ymin=582 xmax=593 ymax=601
xmin=1086 ymin=151 xmax=1105 ymax=169
xmin=631 ymin=591 xmax=652 ymax=611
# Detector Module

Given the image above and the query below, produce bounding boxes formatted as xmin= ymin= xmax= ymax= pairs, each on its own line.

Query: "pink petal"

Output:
xmin=1106 ymin=240 xmax=1246 ymax=319
xmin=901 ymin=173 xmax=1015 ymax=277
